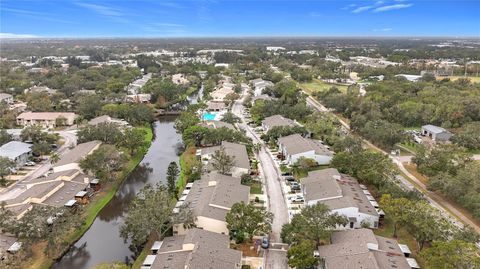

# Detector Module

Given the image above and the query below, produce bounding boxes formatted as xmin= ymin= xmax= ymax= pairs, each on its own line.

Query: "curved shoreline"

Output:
xmin=30 ymin=125 xmax=154 ymax=269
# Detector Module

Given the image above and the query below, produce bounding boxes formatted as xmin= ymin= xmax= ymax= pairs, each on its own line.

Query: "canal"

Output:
xmin=52 ymin=117 xmax=182 ymax=269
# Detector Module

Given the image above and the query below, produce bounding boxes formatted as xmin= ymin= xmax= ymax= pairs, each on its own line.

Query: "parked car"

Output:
xmin=25 ymin=161 xmax=36 ymax=166
xmin=261 ymin=236 xmax=269 ymax=249
xmin=290 ymin=182 xmax=301 ymax=190
xmin=289 ymin=195 xmax=305 ymax=203
xmin=281 ymin=172 xmax=292 ymax=176
xmin=284 ymin=176 xmax=295 ymax=182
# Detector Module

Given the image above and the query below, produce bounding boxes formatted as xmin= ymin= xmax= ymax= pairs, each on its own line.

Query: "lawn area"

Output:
xmin=436 ymin=75 xmax=480 ymax=83
xmin=176 ymin=146 xmax=197 ymax=194
xmin=247 ymin=180 xmax=262 ymax=194
xmin=403 ymin=163 xmax=429 ymax=185
xmin=299 ymin=79 xmax=348 ymax=94
xmin=396 ymin=142 xmax=418 ymax=154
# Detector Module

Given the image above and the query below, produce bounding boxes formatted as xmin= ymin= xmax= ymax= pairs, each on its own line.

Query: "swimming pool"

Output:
xmin=202 ymin=112 xmax=217 ymax=121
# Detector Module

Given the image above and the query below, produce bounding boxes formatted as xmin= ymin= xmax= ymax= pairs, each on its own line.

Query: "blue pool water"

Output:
xmin=202 ymin=112 xmax=217 ymax=121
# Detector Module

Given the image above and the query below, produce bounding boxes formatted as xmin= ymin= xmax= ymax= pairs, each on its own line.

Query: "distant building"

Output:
xmin=301 ymin=168 xmax=380 ymax=229
xmin=278 ymin=134 xmax=333 ymax=166
xmin=266 ymin=46 xmax=286 ymax=52
xmin=173 ymin=172 xmax=250 ymax=235
xmin=201 ymin=120 xmax=236 ymax=130
xmin=318 ymin=229 xmax=419 ymax=269
xmin=125 ymin=93 xmax=151 ymax=103
xmin=395 ymin=74 xmax=422 ymax=82
xmin=210 ymin=86 xmax=234 ymax=101
xmin=421 ymin=124 xmax=452 ymax=142
xmin=16 ymin=112 xmax=76 ymax=128
xmin=261 ymin=114 xmax=296 ymax=132
xmin=0 ymin=93 xmax=13 ymax=104
xmin=88 ymin=115 xmax=129 ymax=128
xmin=0 ymin=141 xmax=32 ymax=167
xmin=172 ymin=73 xmax=189 ymax=85
xmin=25 ymin=85 xmax=57 ymax=95
xmin=249 ymin=78 xmax=274 ymax=96
xmin=53 ymin=140 xmax=102 ymax=173
xmin=206 ymin=101 xmax=227 ymax=112
xmin=147 ymin=228 xmax=242 ymax=269
xmin=199 ymin=141 xmax=250 ymax=178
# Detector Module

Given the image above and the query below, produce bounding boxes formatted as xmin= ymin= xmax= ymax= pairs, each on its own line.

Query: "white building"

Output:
xmin=0 ymin=93 xmax=13 ymax=104
xmin=277 ymin=134 xmax=333 ymax=165
xmin=0 ymin=141 xmax=32 ymax=167
xmin=249 ymin=78 xmax=274 ymax=96
xmin=301 ymin=168 xmax=380 ymax=229
xmin=16 ymin=112 xmax=76 ymax=128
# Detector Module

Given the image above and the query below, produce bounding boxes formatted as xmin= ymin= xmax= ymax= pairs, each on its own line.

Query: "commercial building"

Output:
xmin=421 ymin=124 xmax=453 ymax=142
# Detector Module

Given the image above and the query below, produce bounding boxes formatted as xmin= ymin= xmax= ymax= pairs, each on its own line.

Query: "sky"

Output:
xmin=0 ymin=0 xmax=479 ymax=38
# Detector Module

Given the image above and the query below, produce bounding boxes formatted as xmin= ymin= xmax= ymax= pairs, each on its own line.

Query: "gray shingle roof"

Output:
xmin=318 ymin=229 xmax=411 ymax=269
xmin=0 ymin=141 xmax=32 ymax=160
xmin=201 ymin=141 xmax=250 ymax=170
xmin=184 ymin=172 xmax=249 ymax=222
xmin=54 ymin=140 xmax=101 ymax=167
xmin=151 ymin=228 xmax=242 ymax=269
xmin=278 ymin=134 xmax=332 ymax=156
xmin=422 ymin=124 xmax=449 ymax=134
xmin=262 ymin=115 xmax=296 ymax=129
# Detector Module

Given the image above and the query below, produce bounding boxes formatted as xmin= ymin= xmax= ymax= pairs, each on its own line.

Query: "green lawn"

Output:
xmin=247 ymin=181 xmax=262 ymax=194
xmin=299 ymin=79 xmax=349 ymax=94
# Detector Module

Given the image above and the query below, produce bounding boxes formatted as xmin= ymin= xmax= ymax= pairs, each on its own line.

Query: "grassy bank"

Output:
xmin=299 ymin=79 xmax=349 ymax=94
xmin=26 ymin=126 xmax=153 ymax=269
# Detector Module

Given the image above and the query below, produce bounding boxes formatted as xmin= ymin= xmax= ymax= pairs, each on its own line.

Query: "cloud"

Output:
xmin=2 ymin=7 xmax=73 ymax=24
xmin=373 ymin=28 xmax=393 ymax=32
xmin=341 ymin=4 xmax=357 ymax=10
xmin=75 ymin=2 xmax=123 ymax=17
xmin=373 ymin=3 xmax=413 ymax=12
xmin=0 ymin=33 xmax=39 ymax=38
xmin=352 ymin=6 xmax=374 ymax=13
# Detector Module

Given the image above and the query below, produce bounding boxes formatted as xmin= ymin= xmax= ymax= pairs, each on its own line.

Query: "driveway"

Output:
xmin=233 ymin=91 xmax=289 ymax=269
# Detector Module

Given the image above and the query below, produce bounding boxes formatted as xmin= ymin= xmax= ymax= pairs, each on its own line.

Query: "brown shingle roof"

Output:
xmin=54 ymin=140 xmax=101 ymax=167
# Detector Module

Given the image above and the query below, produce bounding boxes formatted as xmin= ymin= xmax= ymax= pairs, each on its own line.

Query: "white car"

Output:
xmin=289 ymin=195 xmax=305 ymax=203
xmin=25 ymin=161 xmax=36 ymax=166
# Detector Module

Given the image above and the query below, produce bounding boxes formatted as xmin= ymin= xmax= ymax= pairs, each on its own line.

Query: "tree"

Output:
xmin=220 ymin=112 xmax=240 ymax=124
xmin=281 ymin=204 xmax=347 ymax=246
xmin=174 ymin=111 xmax=200 ymax=133
xmin=420 ymin=240 xmax=480 ymax=269
xmin=225 ymin=202 xmax=273 ymax=243
xmin=0 ymin=157 xmax=15 ymax=186
xmin=80 ymin=145 xmax=126 ymax=180
xmin=182 ymin=125 xmax=208 ymax=147
xmin=452 ymin=121 xmax=480 ymax=150
xmin=167 ymin=162 xmax=179 ymax=197
xmin=413 ymin=144 xmax=472 ymax=177
xmin=287 ymin=241 xmax=318 ymax=269
xmin=32 ymin=141 xmax=51 ymax=156
xmin=379 ymin=194 xmax=414 ymax=237
xmin=407 ymin=201 xmax=452 ymax=251
xmin=55 ymin=116 xmax=67 ymax=127
xmin=77 ymin=123 xmax=123 ymax=144
xmin=50 ymin=153 xmax=60 ymax=164
xmin=119 ymin=127 xmax=146 ymax=154
xmin=76 ymin=94 xmax=103 ymax=119
xmin=120 ymin=184 xmax=175 ymax=250
xmin=211 ymin=147 xmax=236 ymax=175
xmin=0 ymin=129 xmax=12 ymax=146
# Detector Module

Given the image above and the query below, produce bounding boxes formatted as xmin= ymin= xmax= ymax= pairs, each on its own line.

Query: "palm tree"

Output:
xmin=50 ymin=153 xmax=60 ymax=164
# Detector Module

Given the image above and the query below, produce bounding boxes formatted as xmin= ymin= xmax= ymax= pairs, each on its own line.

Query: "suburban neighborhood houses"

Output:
xmin=0 ymin=35 xmax=479 ymax=269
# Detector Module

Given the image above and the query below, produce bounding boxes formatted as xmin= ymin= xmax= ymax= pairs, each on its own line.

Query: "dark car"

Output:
xmin=261 ymin=236 xmax=269 ymax=249
xmin=281 ymin=172 xmax=292 ymax=176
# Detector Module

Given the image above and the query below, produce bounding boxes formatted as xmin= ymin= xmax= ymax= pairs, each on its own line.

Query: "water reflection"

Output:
xmin=53 ymin=119 xmax=181 ymax=269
